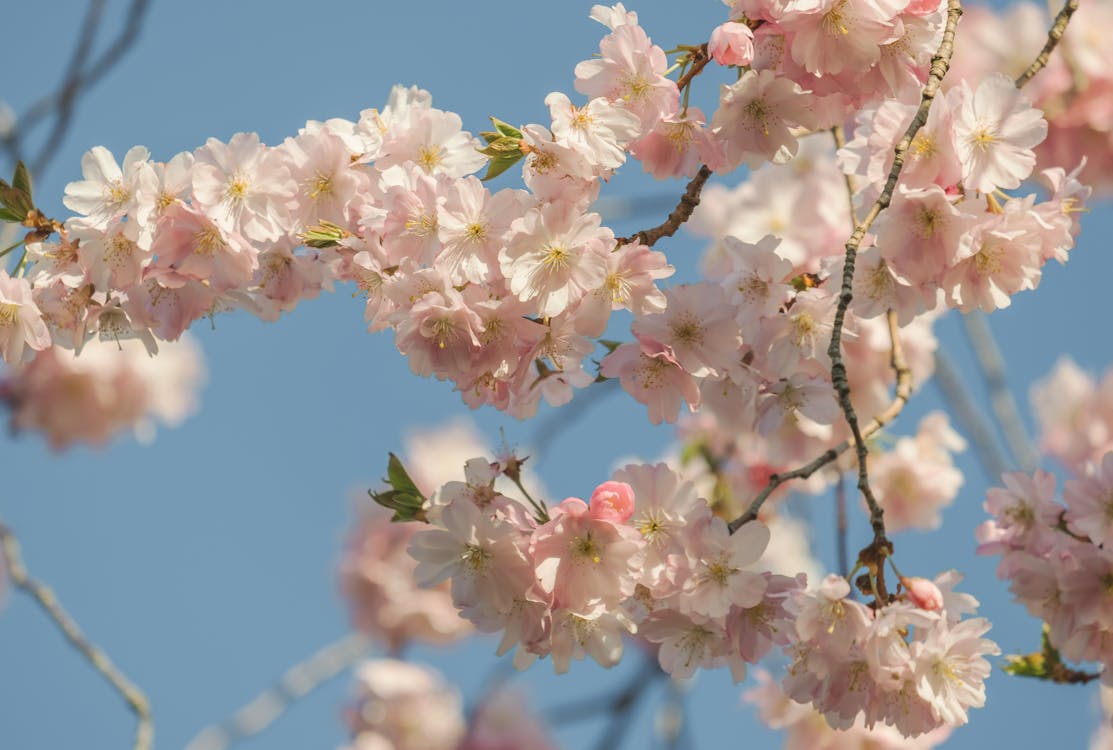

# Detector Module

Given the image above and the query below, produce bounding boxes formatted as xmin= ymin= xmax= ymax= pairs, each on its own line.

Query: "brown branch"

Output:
xmin=821 ymin=0 xmax=962 ymax=570
xmin=1014 ymin=0 xmax=1081 ymax=89
xmin=183 ymin=632 xmax=370 ymax=750
xmin=617 ymin=165 xmax=713 ymax=247
xmin=728 ymin=310 xmax=913 ymax=533
xmin=727 ymin=0 xmax=961 ymax=535
xmin=0 ymin=520 xmax=153 ymax=750
xmin=675 ymin=44 xmax=711 ymax=95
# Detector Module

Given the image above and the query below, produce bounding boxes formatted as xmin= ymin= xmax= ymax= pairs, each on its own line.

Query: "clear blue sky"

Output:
xmin=1 ymin=2 xmax=1110 ymax=749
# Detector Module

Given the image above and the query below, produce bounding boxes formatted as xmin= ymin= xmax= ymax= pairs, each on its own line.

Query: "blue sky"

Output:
xmin=1 ymin=2 xmax=1110 ymax=749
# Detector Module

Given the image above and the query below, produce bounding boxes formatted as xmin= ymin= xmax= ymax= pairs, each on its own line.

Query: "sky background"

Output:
xmin=1 ymin=2 xmax=1110 ymax=749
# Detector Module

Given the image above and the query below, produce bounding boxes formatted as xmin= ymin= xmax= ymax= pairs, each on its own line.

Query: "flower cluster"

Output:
xmin=840 ymin=73 xmax=1086 ymax=317
xmin=979 ymin=457 xmax=1113 ymax=680
xmin=746 ymin=669 xmax=953 ymax=749
xmin=782 ymin=573 xmax=997 ymax=736
xmin=950 ymin=0 xmax=1113 ymax=192
xmin=404 ymin=457 xmax=997 ymax=737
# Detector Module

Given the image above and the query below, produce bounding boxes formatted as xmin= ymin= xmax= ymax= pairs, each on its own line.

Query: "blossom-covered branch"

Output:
xmin=728 ymin=309 xmax=913 ymax=533
xmin=825 ymin=0 xmax=963 ymax=561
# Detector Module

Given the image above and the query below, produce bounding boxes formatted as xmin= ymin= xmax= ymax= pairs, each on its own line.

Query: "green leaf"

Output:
xmin=386 ymin=452 xmax=421 ymax=496
xmin=0 ymin=206 xmax=23 ymax=223
xmin=0 ymin=185 xmax=32 ymax=216
xmin=489 ymin=116 xmax=522 ymax=139
xmin=481 ymin=152 xmax=524 ymax=182
xmin=368 ymin=488 xmax=426 ymax=522
xmin=477 ymin=136 xmax=523 ymax=157
xmin=11 ymin=161 xmax=32 ymax=203
xmin=367 ymin=452 xmax=428 ymax=522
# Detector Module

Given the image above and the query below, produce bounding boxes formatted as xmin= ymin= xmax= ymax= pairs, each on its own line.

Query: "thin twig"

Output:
xmin=2 ymin=0 xmax=152 ymax=173
xmin=617 ymin=165 xmax=713 ymax=247
xmin=823 ymin=0 xmax=962 ymax=572
xmin=183 ymin=632 xmax=370 ymax=750
xmin=930 ymin=350 xmax=1012 ymax=481
xmin=675 ymin=44 xmax=711 ymax=96
xmin=0 ymin=520 xmax=153 ymax=750
xmin=729 ymin=310 xmax=913 ymax=533
xmin=961 ymin=312 xmax=1039 ymax=471
xmin=29 ymin=0 xmax=107 ymax=176
xmin=1014 ymin=0 xmax=1081 ymax=89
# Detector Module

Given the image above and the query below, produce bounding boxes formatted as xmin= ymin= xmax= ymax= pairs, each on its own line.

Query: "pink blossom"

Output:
xmin=589 ymin=481 xmax=635 ymax=523
xmin=344 ymin=659 xmax=466 ymax=750
xmin=952 ymin=73 xmax=1048 ymax=193
xmin=902 ymin=577 xmax=945 ymax=611
xmin=63 ymin=145 xmax=150 ymax=229
xmin=500 ymin=202 xmax=610 ymax=318
xmin=530 ymin=497 xmax=642 ymax=617
xmin=2 ymin=333 xmax=203 ymax=450
xmin=192 ymin=132 xmax=296 ymax=244
xmin=546 ymin=92 xmax=640 ymax=170
xmin=0 ymin=272 xmax=50 ymax=364
xmin=600 ymin=336 xmax=702 ymax=425
xmin=712 ymin=70 xmax=818 ymax=169
xmin=709 ymin=22 xmax=756 ymax=67
xmin=628 ymin=108 xmax=722 ymax=179
xmin=574 ymin=23 xmax=678 ymax=130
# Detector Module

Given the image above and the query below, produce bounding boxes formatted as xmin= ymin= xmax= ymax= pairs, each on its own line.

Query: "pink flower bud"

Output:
xmin=708 ymin=22 xmax=755 ymax=67
xmin=901 ymin=576 xmax=945 ymax=611
xmin=589 ymin=481 xmax=636 ymax=523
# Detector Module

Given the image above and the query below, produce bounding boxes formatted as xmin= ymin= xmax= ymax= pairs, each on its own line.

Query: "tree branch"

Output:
xmin=1014 ymin=0 xmax=1081 ymax=89
xmin=674 ymin=44 xmax=711 ymax=95
xmin=617 ymin=165 xmax=713 ymax=248
xmin=729 ymin=309 xmax=913 ymax=533
xmin=183 ymin=632 xmax=370 ymax=750
xmin=826 ymin=0 xmax=962 ymax=556
xmin=0 ymin=519 xmax=153 ymax=750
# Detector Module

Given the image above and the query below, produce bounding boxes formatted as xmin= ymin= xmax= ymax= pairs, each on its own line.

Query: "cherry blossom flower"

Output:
xmin=0 ymin=272 xmax=50 ymax=364
xmin=500 ymin=201 xmax=610 ymax=318
xmin=952 ymin=73 xmax=1048 ymax=193
xmin=63 ymin=145 xmax=150 ymax=228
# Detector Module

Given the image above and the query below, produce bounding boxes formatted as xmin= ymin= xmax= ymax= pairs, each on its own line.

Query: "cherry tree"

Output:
xmin=2 ymin=0 xmax=1112 ymax=748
